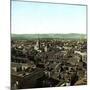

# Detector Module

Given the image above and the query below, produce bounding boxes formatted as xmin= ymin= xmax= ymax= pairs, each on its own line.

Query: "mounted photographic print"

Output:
xmin=11 ymin=0 xmax=87 ymax=89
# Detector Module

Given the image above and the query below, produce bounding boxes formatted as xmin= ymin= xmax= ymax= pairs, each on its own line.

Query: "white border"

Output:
xmin=0 ymin=0 xmax=89 ymax=90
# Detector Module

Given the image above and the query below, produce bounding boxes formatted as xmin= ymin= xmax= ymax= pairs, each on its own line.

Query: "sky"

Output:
xmin=11 ymin=1 xmax=86 ymax=34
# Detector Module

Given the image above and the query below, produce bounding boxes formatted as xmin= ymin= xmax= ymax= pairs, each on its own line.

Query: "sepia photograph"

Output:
xmin=11 ymin=0 xmax=87 ymax=90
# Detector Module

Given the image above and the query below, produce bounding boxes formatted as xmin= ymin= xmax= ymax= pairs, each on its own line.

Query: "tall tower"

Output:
xmin=44 ymin=46 xmax=47 ymax=52
xmin=34 ymin=34 xmax=40 ymax=50
xmin=34 ymin=40 xmax=39 ymax=50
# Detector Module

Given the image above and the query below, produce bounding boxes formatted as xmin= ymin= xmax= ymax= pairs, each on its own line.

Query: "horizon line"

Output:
xmin=11 ymin=33 xmax=86 ymax=35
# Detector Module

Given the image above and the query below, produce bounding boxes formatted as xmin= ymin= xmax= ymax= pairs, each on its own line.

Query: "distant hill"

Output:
xmin=11 ymin=33 xmax=86 ymax=40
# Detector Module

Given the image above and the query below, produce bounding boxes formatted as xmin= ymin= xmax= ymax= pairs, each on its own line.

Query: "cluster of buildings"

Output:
xmin=11 ymin=39 xmax=87 ymax=89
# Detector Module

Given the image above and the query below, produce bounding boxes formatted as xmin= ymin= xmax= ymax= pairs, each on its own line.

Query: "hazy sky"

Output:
xmin=11 ymin=1 xmax=86 ymax=34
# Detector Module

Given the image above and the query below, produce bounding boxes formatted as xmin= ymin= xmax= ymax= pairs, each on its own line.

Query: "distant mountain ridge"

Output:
xmin=11 ymin=33 xmax=86 ymax=40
